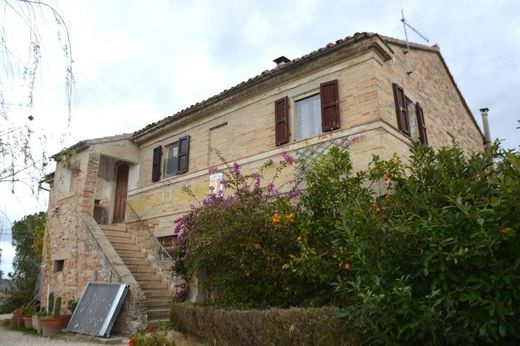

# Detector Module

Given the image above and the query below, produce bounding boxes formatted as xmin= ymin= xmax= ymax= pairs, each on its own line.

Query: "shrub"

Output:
xmin=47 ymin=292 xmax=54 ymax=316
xmin=67 ymin=298 xmax=78 ymax=315
xmin=335 ymin=143 xmax=520 ymax=344
xmin=174 ymin=154 xmax=304 ymax=308
xmin=170 ymin=302 xmax=357 ymax=346
xmin=129 ymin=324 xmax=176 ymax=346
xmin=53 ymin=297 xmax=62 ymax=318
xmin=286 ymin=144 xmax=371 ymax=304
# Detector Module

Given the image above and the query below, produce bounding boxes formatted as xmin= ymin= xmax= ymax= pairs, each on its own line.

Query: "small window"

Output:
xmin=54 ymin=260 xmax=64 ymax=273
xmin=163 ymin=143 xmax=179 ymax=178
xmin=295 ymin=94 xmax=321 ymax=140
xmin=392 ymin=83 xmax=428 ymax=145
xmin=406 ymin=97 xmax=420 ymax=139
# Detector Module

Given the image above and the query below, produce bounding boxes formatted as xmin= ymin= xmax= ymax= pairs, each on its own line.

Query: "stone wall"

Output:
xmin=42 ymin=149 xmax=148 ymax=334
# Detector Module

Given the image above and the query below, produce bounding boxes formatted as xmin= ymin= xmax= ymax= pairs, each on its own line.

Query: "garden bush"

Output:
xmin=334 ymin=143 xmax=520 ymax=344
xmin=173 ymin=154 xmax=304 ymax=308
xmin=170 ymin=302 xmax=357 ymax=346
xmin=285 ymin=145 xmax=370 ymax=304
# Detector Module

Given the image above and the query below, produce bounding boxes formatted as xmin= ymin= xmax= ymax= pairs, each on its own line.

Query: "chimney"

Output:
xmin=480 ymin=108 xmax=492 ymax=147
xmin=273 ymin=56 xmax=291 ymax=66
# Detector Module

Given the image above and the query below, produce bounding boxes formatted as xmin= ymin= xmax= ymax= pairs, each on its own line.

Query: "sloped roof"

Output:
xmin=132 ymin=32 xmax=483 ymax=141
xmin=132 ymin=32 xmax=389 ymax=140
xmin=51 ymin=133 xmax=131 ymax=161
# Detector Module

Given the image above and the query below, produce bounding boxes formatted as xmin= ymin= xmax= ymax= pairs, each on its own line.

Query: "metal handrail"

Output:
xmin=125 ymin=202 xmax=173 ymax=260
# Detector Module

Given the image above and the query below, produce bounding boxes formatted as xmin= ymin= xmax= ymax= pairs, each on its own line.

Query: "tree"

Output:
xmin=2 ymin=211 xmax=45 ymax=311
xmin=0 ymin=0 xmax=73 ymax=193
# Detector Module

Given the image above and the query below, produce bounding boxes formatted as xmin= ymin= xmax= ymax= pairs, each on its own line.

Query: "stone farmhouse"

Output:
xmin=40 ymin=32 xmax=484 ymax=332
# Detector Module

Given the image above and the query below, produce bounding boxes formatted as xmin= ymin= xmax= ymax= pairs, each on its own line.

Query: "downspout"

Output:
xmin=479 ymin=108 xmax=492 ymax=147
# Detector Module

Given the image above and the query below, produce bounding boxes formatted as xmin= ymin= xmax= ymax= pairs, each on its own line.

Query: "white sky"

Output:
xmin=1 ymin=0 xmax=519 ymax=275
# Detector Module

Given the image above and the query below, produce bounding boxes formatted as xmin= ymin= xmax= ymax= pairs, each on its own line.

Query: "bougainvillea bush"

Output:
xmin=173 ymin=154 xmax=304 ymax=308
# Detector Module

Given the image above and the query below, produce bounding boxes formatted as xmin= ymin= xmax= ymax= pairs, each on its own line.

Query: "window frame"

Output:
xmin=163 ymin=141 xmax=179 ymax=178
xmin=292 ymin=88 xmax=322 ymax=141
xmin=392 ymin=83 xmax=428 ymax=145
xmin=275 ymin=79 xmax=340 ymax=146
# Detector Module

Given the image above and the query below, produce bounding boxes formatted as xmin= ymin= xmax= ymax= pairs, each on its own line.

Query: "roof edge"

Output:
xmin=381 ymin=36 xmax=484 ymax=140
xmin=132 ymin=32 xmax=393 ymax=141
xmin=51 ymin=133 xmax=132 ymax=161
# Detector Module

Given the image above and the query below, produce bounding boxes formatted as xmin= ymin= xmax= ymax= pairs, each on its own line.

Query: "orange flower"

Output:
xmin=272 ymin=213 xmax=281 ymax=224
xmin=384 ymin=194 xmax=392 ymax=205
xmin=343 ymin=263 xmax=352 ymax=271
xmin=383 ymin=174 xmax=391 ymax=182
xmin=285 ymin=213 xmax=295 ymax=223
xmin=500 ymin=227 xmax=512 ymax=235
xmin=371 ymin=202 xmax=381 ymax=214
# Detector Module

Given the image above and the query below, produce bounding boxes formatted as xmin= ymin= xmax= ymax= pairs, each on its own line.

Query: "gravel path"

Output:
xmin=0 ymin=315 xmax=127 ymax=346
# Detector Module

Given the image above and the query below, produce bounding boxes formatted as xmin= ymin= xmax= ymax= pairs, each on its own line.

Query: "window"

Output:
xmin=392 ymin=83 xmax=428 ymax=144
xmin=54 ymin=260 xmax=64 ymax=273
xmin=163 ymin=143 xmax=179 ymax=178
xmin=275 ymin=79 xmax=340 ymax=146
xmin=151 ymin=135 xmax=190 ymax=182
xmin=295 ymin=94 xmax=321 ymax=140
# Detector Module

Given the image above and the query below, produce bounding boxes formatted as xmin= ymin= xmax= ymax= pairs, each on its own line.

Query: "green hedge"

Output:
xmin=170 ymin=303 xmax=358 ymax=346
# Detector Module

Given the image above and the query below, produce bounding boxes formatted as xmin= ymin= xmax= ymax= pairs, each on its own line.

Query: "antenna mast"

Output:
xmin=401 ymin=9 xmax=430 ymax=53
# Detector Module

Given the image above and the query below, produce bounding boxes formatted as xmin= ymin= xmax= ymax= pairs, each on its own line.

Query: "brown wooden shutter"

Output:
xmin=152 ymin=146 xmax=162 ymax=182
xmin=392 ymin=83 xmax=410 ymax=135
xmin=415 ymin=102 xmax=428 ymax=145
xmin=320 ymin=79 xmax=340 ymax=131
xmin=177 ymin=135 xmax=190 ymax=174
xmin=275 ymin=97 xmax=289 ymax=146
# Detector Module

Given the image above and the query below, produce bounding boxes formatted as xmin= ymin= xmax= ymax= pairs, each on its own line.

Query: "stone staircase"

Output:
xmin=99 ymin=224 xmax=171 ymax=322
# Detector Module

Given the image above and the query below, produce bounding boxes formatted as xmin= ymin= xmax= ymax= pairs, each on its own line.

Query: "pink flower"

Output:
xmin=267 ymin=183 xmax=277 ymax=194
xmin=281 ymin=151 xmax=294 ymax=165
xmin=232 ymin=162 xmax=241 ymax=175
xmin=208 ymin=166 xmax=218 ymax=174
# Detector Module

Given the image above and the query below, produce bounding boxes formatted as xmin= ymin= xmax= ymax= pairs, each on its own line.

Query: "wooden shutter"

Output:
xmin=320 ymin=79 xmax=340 ymax=131
xmin=152 ymin=146 xmax=162 ymax=182
xmin=415 ymin=102 xmax=428 ymax=145
xmin=392 ymin=83 xmax=410 ymax=135
xmin=275 ymin=97 xmax=289 ymax=146
xmin=177 ymin=135 xmax=190 ymax=174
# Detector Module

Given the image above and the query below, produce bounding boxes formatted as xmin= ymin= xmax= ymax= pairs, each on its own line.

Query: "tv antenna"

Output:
xmin=401 ymin=9 xmax=429 ymax=53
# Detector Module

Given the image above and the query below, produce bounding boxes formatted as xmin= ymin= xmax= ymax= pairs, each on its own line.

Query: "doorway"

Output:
xmin=113 ymin=163 xmax=129 ymax=223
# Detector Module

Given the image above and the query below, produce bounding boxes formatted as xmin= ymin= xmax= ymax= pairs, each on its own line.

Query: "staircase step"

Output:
xmin=106 ymin=236 xmax=135 ymax=244
xmin=146 ymin=298 xmax=172 ymax=308
xmin=133 ymin=273 xmax=164 ymax=282
xmin=140 ymin=282 xmax=169 ymax=290
xmin=143 ymin=290 xmax=171 ymax=299
xmin=117 ymin=250 xmax=146 ymax=258
xmin=112 ymin=243 xmax=140 ymax=251
xmin=103 ymin=229 xmax=131 ymax=238
xmin=147 ymin=308 xmax=170 ymax=320
xmin=120 ymin=257 xmax=150 ymax=266
xmin=127 ymin=265 xmax=155 ymax=273
xmin=99 ymin=223 xmax=126 ymax=232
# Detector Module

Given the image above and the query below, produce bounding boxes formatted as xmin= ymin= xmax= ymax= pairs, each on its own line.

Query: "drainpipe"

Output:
xmin=480 ymin=108 xmax=492 ymax=147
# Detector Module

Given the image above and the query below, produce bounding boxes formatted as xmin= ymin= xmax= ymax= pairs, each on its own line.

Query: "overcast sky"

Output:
xmin=1 ymin=0 xmax=519 ymax=275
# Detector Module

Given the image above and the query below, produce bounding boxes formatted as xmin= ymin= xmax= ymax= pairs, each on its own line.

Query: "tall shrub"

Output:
xmin=174 ymin=154 xmax=303 ymax=308
xmin=286 ymin=145 xmax=371 ymax=304
xmin=335 ymin=143 xmax=520 ymax=344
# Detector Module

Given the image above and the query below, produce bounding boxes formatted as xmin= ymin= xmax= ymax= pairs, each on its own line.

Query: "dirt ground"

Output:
xmin=0 ymin=314 xmax=127 ymax=345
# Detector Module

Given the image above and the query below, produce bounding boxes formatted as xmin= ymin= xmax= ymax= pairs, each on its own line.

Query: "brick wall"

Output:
xmin=42 ymin=150 xmax=147 ymax=334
